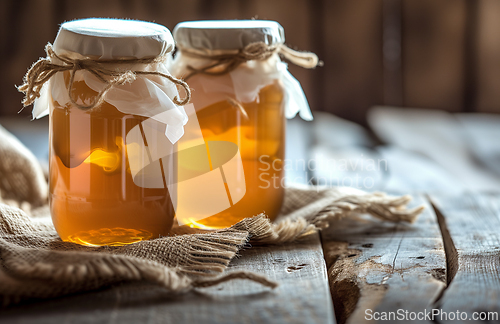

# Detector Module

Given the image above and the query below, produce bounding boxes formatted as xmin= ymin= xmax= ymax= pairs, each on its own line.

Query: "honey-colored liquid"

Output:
xmin=178 ymin=81 xmax=285 ymax=229
xmin=49 ymin=73 xmax=175 ymax=246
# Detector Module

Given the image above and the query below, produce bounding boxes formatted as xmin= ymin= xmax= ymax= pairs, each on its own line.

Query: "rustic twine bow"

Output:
xmin=18 ymin=43 xmax=191 ymax=110
xmin=181 ymin=42 xmax=322 ymax=80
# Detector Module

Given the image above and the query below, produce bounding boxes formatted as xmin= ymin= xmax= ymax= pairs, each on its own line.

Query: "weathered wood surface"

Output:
xmin=456 ymin=113 xmax=500 ymax=178
xmin=0 ymin=233 xmax=335 ymax=324
xmin=309 ymin=110 xmax=475 ymax=194
xmin=309 ymin=112 xmax=385 ymax=190
xmin=368 ymin=106 xmax=500 ymax=191
xmin=375 ymin=146 xmax=465 ymax=195
xmin=321 ymin=195 xmax=446 ymax=324
xmin=430 ymin=193 xmax=500 ymax=324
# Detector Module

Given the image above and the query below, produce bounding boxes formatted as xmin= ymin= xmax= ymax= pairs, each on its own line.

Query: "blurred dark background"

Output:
xmin=2 ymin=0 xmax=500 ymax=125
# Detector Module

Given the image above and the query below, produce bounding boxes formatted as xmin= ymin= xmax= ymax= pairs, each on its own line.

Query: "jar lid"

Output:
xmin=173 ymin=20 xmax=285 ymax=51
xmin=53 ymin=18 xmax=175 ymax=60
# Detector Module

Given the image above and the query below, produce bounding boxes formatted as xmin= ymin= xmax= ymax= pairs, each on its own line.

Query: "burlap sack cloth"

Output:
xmin=0 ymin=124 xmax=423 ymax=306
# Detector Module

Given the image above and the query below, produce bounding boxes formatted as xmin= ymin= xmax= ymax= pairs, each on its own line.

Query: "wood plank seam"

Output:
xmin=430 ymin=199 xmax=459 ymax=286
xmin=429 ymin=193 xmax=500 ymax=323
xmin=321 ymin=195 xmax=446 ymax=324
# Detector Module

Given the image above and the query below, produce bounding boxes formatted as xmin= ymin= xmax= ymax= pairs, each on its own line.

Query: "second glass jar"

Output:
xmin=170 ymin=20 xmax=289 ymax=229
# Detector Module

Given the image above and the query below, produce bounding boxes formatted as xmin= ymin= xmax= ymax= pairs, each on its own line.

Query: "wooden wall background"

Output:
xmin=1 ymin=0 xmax=500 ymax=125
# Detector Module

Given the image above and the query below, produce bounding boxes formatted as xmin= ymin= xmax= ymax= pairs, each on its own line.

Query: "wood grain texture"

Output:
xmin=456 ymin=113 xmax=500 ymax=178
xmin=4 ymin=0 xmax=500 ymax=122
xmin=0 ymin=233 xmax=335 ymax=324
xmin=305 ymin=110 xmax=470 ymax=194
xmin=402 ymin=0 xmax=466 ymax=112
xmin=368 ymin=106 xmax=500 ymax=191
xmin=430 ymin=193 xmax=500 ymax=323
xmin=308 ymin=112 xmax=384 ymax=190
xmin=322 ymin=0 xmax=383 ymax=124
xmin=477 ymin=0 xmax=500 ymax=114
xmin=321 ymin=195 xmax=446 ymax=324
xmin=375 ymin=146 xmax=465 ymax=194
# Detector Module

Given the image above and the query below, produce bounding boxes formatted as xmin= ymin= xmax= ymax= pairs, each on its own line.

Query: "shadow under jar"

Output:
xmin=46 ymin=19 xmax=184 ymax=246
xmin=170 ymin=20 xmax=314 ymax=229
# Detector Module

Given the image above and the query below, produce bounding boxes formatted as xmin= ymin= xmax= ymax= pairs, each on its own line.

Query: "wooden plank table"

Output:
xmin=321 ymin=195 xmax=446 ymax=324
xmin=430 ymin=193 xmax=500 ymax=323
xmin=2 ymin=110 xmax=500 ymax=323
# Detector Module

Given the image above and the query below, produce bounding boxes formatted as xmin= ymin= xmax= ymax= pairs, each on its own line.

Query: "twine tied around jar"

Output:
xmin=180 ymin=42 xmax=323 ymax=80
xmin=18 ymin=43 xmax=191 ymax=110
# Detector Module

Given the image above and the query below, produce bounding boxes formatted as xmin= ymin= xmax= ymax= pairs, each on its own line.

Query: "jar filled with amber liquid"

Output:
xmin=170 ymin=20 xmax=316 ymax=229
xmin=30 ymin=19 xmax=189 ymax=246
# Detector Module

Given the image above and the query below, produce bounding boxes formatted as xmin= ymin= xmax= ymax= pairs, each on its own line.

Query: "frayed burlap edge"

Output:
xmin=0 ymin=188 xmax=423 ymax=307
xmin=0 ymin=206 xmax=277 ymax=307
xmin=246 ymin=190 xmax=423 ymax=245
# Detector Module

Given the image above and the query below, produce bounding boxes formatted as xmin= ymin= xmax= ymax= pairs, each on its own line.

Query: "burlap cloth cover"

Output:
xmin=0 ymin=124 xmax=423 ymax=306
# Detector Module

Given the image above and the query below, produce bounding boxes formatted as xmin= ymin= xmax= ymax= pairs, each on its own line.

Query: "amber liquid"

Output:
xmin=178 ymin=81 xmax=286 ymax=229
xmin=49 ymin=74 xmax=175 ymax=246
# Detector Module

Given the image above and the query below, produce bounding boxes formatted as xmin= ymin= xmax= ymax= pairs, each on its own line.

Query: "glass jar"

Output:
xmin=37 ymin=19 xmax=187 ymax=246
xmin=170 ymin=20 xmax=314 ymax=229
